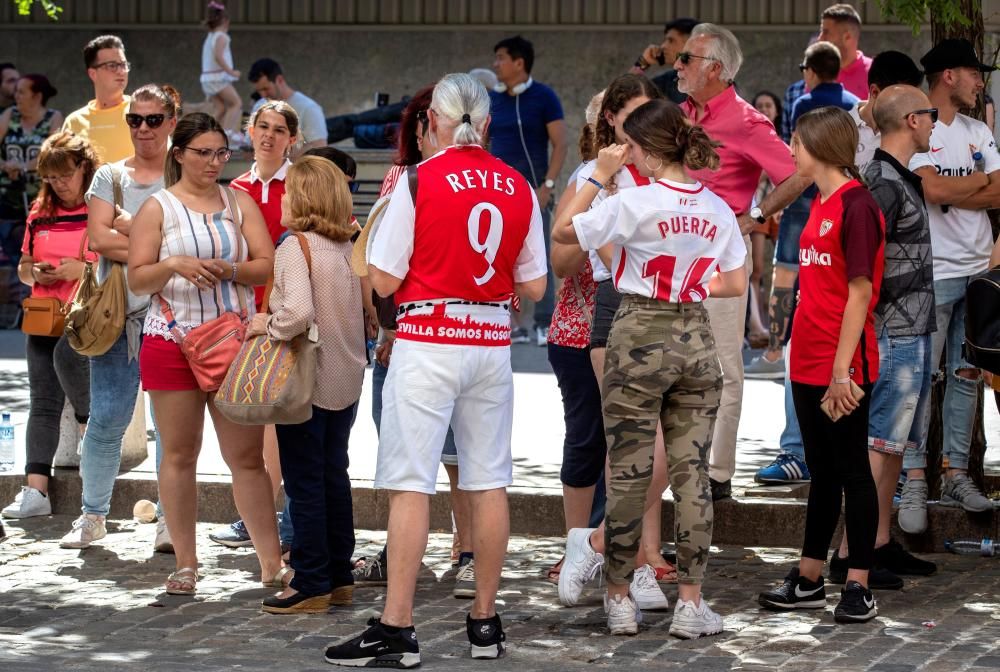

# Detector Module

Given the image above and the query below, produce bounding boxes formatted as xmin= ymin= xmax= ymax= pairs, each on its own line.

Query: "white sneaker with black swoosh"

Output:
xmin=758 ymin=568 xmax=827 ymax=610
xmin=834 ymin=581 xmax=877 ymax=623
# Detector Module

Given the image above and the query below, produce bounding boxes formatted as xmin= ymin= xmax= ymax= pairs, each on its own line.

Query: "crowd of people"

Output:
xmin=1 ymin=1 xmax=999 ymax=668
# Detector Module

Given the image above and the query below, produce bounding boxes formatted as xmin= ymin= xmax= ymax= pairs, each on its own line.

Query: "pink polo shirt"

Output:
xmin=681 ymin=86 xmax=797 ymax=216
xmin=838 ymin=50 xmax=873 ymax=100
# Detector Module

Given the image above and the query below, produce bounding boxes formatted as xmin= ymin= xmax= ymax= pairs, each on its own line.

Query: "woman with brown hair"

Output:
xmin=128 ymin=112 xmax=281 ymax=596
xmin=554 ymin=98 xmax=747 ymax=638
xmin=2 ymin=131 xmax=95 ymax=519
xmin=251 ymin=155 xmax=366 ymax=613
xmin=757 ymin=106 xmax=884 ymax=624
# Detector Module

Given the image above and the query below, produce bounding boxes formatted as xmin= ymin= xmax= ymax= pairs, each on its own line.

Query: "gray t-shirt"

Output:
xmin=85 ymin=160 xmax=163 ymax=315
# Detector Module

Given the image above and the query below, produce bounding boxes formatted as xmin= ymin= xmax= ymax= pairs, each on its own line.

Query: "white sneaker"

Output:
xmin=604 ymin=593 xmax=642 ymax=635
xmin=669 ymin=596 xmax=724 ymax=639
xmin=558 ymin=528 xmax=604 ymax=607
xmin=59 ymin=513 xmax=107 ymax=549
xmin=154 ymin=517 xmax=174 ymax=554
xmin=2 ymin=486 xmax=52 ymax=519
xmin=535 ymin=326 xmax=549 ymax=347
xmin=630 ymin=564 xmax=669 ymax=611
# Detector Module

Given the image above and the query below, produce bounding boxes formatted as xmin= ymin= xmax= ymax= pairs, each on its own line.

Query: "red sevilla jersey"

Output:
xmin=790 ymin=180 xmax=885 ymax=386
xmin=369 ymin=145 xmax=547 ymax=346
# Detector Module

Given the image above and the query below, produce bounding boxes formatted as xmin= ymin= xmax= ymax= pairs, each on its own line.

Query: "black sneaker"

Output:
xmin=834 ymin=581 xmax=877 ymax=623
xmin=874 ymin=539 xmax=937 ymax=576
xmin=0 ymin=519 xmax=6 ymax=543
xmin=758 ymin=568 xmax=826 ymax=610
xmin=467 ymin=613 xmax=506 ymax=659
xmin=828 ymin=551 xmax=903 ymax=590
xmin=324 ymin=617 xmax=420 ymax=668
xmin=208 ymin=519 xmax=253 ymax=548
xmin=352 ymin=549 xmax=388 ymax=586
xmin=709 ymin=478 xmax=732 ymax=502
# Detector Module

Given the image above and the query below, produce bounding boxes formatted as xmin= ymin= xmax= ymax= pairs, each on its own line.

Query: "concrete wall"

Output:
xmin=0 ymin=24 xmax=945 ymax=180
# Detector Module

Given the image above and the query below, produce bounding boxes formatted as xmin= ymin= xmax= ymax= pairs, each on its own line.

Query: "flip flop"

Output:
xmin=653 ymin=562 xmax=678 ymax=583
xmin=165 ymin=567 xmax=198 ymax=595
xmin=545 ymin=556 xmax=565 ymax=584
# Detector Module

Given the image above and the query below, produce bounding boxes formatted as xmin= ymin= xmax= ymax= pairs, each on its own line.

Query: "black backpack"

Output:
xmin=963 ymin=266 xmax=1000 ymax=375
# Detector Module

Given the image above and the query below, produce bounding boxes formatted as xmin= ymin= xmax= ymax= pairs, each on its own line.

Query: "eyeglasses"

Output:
xmin=906 ymin=108 xmax=939 ymax=123
xmin=125 ymin=113 xmax=166 ymax=129
xmin=798 ymin=63 xmax=810 ymax=72
xmin=91 ymin=60 xmax=130 ymax=73
xmin=181 ymin=147 xmax=233 ymax=162
xmin=41 ymin=164 xmax=80 ymax=184
xmin=677 ymin=52 xmax=720 ymax=66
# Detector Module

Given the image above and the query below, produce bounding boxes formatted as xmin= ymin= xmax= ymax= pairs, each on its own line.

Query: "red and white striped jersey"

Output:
xmin=574 ymin=160 xmax=655 ymax=282
xmin=572 ymin=178 xmax=744 ymax=302
xmin=369 ymin=144 xmax=548 ymax=346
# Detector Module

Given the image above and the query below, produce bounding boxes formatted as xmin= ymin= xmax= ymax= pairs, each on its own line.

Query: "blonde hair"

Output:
xmin=284 ymin=156 xmax=354 ymax=242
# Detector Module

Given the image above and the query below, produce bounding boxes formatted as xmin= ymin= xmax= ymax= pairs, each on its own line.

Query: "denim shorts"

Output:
xmin=589 ymin=279 xmax=622 ymax=349
xmin=867 ymin=333 xmax=932 ymax=456
xmin=774 ymin=187 xmax=814 ymax=269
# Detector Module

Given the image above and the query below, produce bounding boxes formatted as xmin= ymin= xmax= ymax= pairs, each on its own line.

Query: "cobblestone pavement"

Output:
xmin=2 ymin=516 xmax=1000 ymax=671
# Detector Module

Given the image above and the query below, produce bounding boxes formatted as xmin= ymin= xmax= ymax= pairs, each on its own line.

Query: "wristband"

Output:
xmin=586 ymin=176 xmax=605 ymax=190
xmin=832 ymin=377 xmax=850 ymax=384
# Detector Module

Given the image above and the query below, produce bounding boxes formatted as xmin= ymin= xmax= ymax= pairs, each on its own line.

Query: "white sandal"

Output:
xmin=165 ymin=567 xmax=198 ymax=595
xmin=263 ymin=565 xmax=294 ymax=588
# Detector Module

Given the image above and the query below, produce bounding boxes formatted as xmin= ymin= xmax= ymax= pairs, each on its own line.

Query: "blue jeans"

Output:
xmin=774 ymin=188 xmax=814 ymax=269
xmin=276 ymin=403 xmax=357 ymax=595
xmin=372 ymin=359 xmax=456 ymax=459
xmin=779 ymin=338 xmax=804 ymax=461
xmin=533 ymin=205 xmax=555 ymax=329
xmin=908 ymin=276 xmax=982 ymax=470
xmin=80 ymin=333 xmax=138 ymax=516
xmin=869 ymin=334 xmax=932 ymax=462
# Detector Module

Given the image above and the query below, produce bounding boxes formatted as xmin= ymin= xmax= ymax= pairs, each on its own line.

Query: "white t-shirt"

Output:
xmin=201 ymin=31 xmax=234 ymax=75
xmin=849 ymin=102 xmax=879 ymax=173
xmin=285 ymin=91 xmax=327 ymax=145
xmin=575 ymin=160 xmax=655 ymax=282
xmin=909 ymin=113 xmax=1000 ymax=280
xmin=572 ymin=178 xmax=745 ymax=302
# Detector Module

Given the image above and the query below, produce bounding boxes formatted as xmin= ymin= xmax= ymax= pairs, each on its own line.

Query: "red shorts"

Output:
xmin=140 ymin=335 xmax=199 ymax=391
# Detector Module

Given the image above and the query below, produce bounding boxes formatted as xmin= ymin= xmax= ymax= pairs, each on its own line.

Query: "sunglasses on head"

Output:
xmin=125 ymin=113 xmax=166 ymax=129
xmin=906 ymin=108 xmax=939 ymax=123
xmin=348 ymin=180 xmax=360 ymax=194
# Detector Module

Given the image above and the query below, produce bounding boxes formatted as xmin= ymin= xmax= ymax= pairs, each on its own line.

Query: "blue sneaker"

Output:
xmin=208 ymin=519 xmax=253 ymax=548
xmin=754 ymin=454 xmax=810 ymax=484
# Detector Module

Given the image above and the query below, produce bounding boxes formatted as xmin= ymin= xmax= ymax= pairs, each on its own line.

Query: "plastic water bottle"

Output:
xmin=973 ymin=150 xmax=985 ymax=173
xmin=945 ymin=539 xmax=996 ymax=556
xmin=0 ymin=412 xmax=14 ymax=472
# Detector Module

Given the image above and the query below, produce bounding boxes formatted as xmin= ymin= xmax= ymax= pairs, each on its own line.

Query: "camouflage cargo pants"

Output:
xmin=602 ymin=296 xmax=722 ymax=586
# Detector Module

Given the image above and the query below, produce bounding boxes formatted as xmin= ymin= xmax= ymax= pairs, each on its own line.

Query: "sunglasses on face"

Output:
xmin=906 ymin=108 xmax=939 ymax=123
xmin=676 ymin=51 xmax=720 ymax=66
xmin=125 ymin=113 xmax=167 ymax=129
xmin=798 ymin=63 xmax=809 ymax=72
xmin=181 ymin=147 xmax=233 ymax=162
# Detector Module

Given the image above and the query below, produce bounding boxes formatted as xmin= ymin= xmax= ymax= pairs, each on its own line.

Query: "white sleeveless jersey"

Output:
xmin=572 ymin=178 xmax=745 ymax=302
xmin=575 ymin=160 xmax=655 ymax=282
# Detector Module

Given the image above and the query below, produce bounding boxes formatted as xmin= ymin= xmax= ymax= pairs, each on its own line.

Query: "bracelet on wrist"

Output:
xmin=832 ymin=377 xmax=850 ymax=384
xmin=586 ymin=176 xmax=605 ymax=190
xmin=230 ymin=262 xmax=238 ymax=282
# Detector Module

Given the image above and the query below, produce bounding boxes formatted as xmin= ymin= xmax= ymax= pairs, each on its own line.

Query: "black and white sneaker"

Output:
xmin=834 ymin=581 xmax=877 ymax=623
xmin=828 ymin=550 xmax=903 ymax=590
xmin=352 ymin=549 xmax=388 ymax=586
xmin=324 ymin=618 xmax=420 ymax=668
xmin=467 ymin=613 xmax=506 ymax=659
xmin=758 ymin=568 xmax=826 ymax=610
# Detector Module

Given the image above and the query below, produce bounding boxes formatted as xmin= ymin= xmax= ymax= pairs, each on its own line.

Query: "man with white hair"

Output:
xmin=324 ymin=73 xmax=547 ymax=668
xmin=674 ymin=23 xmax=812 ymax=500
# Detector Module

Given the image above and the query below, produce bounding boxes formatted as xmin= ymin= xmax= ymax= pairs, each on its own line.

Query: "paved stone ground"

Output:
xmin=2 ymin=516 xmax=999 ymax=671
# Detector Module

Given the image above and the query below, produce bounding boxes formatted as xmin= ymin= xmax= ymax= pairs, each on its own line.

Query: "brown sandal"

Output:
xmin=545 ymin=556 xmax=564 ymax=584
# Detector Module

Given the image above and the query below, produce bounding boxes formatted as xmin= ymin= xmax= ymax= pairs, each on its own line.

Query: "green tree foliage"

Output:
xmin=877 ymin=0 xmax=974 ymax=35
xmin=12 ymin=0 xmax=62 ymax=20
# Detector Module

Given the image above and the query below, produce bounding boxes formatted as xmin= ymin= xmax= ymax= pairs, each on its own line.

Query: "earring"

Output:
xmin=644 ymin=154 xmax=664 ymax=172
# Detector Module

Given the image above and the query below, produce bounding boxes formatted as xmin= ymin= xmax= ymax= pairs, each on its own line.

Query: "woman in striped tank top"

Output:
xmin=128 ymin=113 xmax=282 ymax=597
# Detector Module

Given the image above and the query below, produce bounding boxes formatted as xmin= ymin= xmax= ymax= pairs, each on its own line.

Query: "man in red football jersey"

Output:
xmin=324 ymin=73 xmax=547 ymax=669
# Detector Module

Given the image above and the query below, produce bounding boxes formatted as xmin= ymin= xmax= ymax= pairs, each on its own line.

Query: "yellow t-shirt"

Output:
xmin=62 ymin=96 xmax=132 ymax=164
